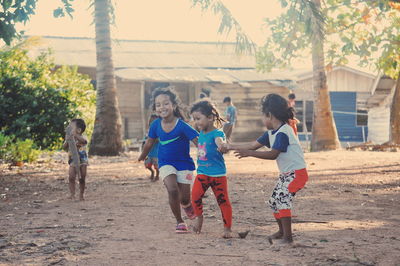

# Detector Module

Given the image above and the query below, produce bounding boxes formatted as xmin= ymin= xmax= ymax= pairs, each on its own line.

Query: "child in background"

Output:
xmin=63 ymin=119 xmax=88 ymax=201
xmin=144 ymin=114 xmax=160 ymax=182
xmin=222 ymin=96 xmax=237 ymax=142
xmin=226 ymin=94 xmax=308 ymax=245
xmin=138 ymin=87 xmax=199 ymax=233
xmin=287 ymin=93 xmax=299 ymax=136
xmin=190 ymin=100 xmax=233 ymax=238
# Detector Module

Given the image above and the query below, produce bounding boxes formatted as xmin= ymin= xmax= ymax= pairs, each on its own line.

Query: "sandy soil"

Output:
xmin=1 ymin=150 xmax=399 ymax=266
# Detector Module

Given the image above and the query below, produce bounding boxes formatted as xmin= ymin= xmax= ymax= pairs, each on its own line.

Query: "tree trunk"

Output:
xmin=389 ymin=74 xmax=400 ymax=144
xmin=310 ymin=0 xmax=340 ymax=151
xmin=89 ymin=0 xmax=123 ymax=156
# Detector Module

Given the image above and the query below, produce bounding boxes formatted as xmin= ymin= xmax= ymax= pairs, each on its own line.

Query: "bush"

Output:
xmin=0 ymin=40 xmax=96 ymax=149
xmin=0 ymin=132 xmax=40 ymax=163
xmin=9 ymin=139 xmax=40 ymax=163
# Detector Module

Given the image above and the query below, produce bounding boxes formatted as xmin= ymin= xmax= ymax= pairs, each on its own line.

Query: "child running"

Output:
xmin=144 ymin=114 xmax=160 ymax=182
xmin=138 ymin=87 xmax=199 ymax=233
xmin=190 ymin=100 xmax=233 ymax=238
xmin=63 ymin=119 xmax=88 ymax=201
xmin=226 ymin=93 xmax=308 ymax=245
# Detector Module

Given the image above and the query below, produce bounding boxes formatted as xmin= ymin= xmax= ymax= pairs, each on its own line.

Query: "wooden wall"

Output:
xmin=296 ymin=69 xmax=374 ymax=110
xmin=207 ymin=81 xmax=289 ymax=142
xmin=116 ymin=78 xmax=143 ymax=140
xmin=83 ymin=74 xmax=288 ymax=142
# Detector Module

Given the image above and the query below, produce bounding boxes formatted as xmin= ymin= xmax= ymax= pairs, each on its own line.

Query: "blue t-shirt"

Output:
xmin=148 ymin=140 xmax=159 ymax=158
xmin=197 ymin=129 xmax=226 ymax=177
xmin=225 ymin=105 xmax=237 ymax=124
xmin=148 ymin=118 xmax=199 ymax=170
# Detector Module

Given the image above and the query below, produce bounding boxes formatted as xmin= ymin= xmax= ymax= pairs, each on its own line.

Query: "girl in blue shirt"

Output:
xmin=138 ymin=87 xmax=199 ymax=233
xmin=190 ymin=100 xmax=233 ymax=238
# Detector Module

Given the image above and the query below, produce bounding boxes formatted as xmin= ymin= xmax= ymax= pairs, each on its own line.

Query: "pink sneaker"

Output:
xmin=175 ymin=223 xmax=189 ymax=233
xmin=182 ymin=204 xmax=196 ymax=220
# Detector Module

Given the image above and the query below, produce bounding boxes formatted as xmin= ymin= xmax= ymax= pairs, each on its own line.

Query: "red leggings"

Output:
xmin=192 ymin=174 xmax=232 ymax=228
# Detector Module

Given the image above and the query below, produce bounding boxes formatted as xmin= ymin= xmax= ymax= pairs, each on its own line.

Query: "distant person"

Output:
xmin=225 ymin=93 xmax=308 ymax=246
xmin=222 ymin=97 xmax=237 ymax=142
xmin=138 ymin=87 xmax=199 ymax=233
xmin=144 ymin=114 xmax=160 ymax=182
xmin=190 ymin=100 xmax=232 ymax=238
xmin=63 ymin=119 xmax=88 ymax=201
xmin=287 ymin=93 xmax=299 ymax=136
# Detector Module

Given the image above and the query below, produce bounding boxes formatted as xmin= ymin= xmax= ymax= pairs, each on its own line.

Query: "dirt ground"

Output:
xmin=1 ymin=150 xmax=400 ymax=266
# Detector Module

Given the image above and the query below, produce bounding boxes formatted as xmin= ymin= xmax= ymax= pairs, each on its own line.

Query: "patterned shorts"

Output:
xmin=68 ymin=151 xmax=88 ymax=166
xmin=268 ymin=168 xmax=308 ymax=213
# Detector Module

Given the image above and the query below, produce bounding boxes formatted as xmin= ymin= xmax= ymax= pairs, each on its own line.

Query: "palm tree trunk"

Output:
xmin=89 ymin=0 xmax=122 ymax=156
xmin=389 ymin=74 xmax=400 ymax=144
xmin=310 ymin=0 xmax=340 ymax=151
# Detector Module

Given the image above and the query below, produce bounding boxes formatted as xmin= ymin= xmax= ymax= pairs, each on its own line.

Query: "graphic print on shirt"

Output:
xmin=198 ymin=143 xmax=207 ymax=161
xmin=159 ymin=136 xmax=180 ymax=145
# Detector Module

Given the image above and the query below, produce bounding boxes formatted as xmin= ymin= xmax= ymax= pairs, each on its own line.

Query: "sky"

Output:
xmin=19 ymin=0 xmax=283 ymax=45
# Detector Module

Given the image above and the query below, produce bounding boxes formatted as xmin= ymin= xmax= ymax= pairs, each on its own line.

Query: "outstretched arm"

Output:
xmin=226 ymin=141 xmax=263 ymax=151
xmin=234 ymin=148 xmax=281 ymax=160
xmin=138 ymin=138 xmax=156 ymax=161
xmin=215 ymin=137 xmax=227 ymax=153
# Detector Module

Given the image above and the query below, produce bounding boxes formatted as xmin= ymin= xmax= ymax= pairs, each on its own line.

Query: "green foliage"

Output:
xmin=0 ymin=131 xmax=14 ymax=160
xmin=0 ymin=132 xmax=40 ymax=163
xmin=258 ymin=0 xmax=399 ymax=78
xmin=9 ymin=138 xmax=40 ymax=163
xmin=256 ymin=0 xmax=325 ymax=72
xmin=0 ymin=40 xmax=96 ymax=149
xmin=325 ymin=0 xmax=400 ymax=78
xmin=0 ymin=0 xmax=75 ymax=45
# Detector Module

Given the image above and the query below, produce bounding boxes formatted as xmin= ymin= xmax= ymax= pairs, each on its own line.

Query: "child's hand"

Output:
xmin=234 ymin=149 xmax=251 ymax=159
xmin=218 ymin=143 xmax=229 ymax=154
xmin=138 ymin=154 xmax=146 ymax=162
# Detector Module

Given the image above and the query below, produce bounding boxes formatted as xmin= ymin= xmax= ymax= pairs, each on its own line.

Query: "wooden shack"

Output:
xmin=31 ymin=36 xmax=289 ymax=142
xmin=366 ymin=75 xmax=397 ymax=144
xmin=293 ymin=66 xmax=376 ymax=143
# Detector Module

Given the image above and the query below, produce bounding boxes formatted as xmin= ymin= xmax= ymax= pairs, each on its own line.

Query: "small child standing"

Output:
xmin=287 ymin=93 xmax=299 ymax=136
xmin=190 ymin=100 xmax=233 ymax=238
xmin=222 ymin=96 xmax=237 ymax=142
xmin=63 ymin=119 xmax=88 ymax=201
xmin=144 ymin=114 xmax=160 ymax=182
xmin=227 ymin=94 xmax=308 ymax=245
xmin=138 ymin=87 xmax=199 ymax=233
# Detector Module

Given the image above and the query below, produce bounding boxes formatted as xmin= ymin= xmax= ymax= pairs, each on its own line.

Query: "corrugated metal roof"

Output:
xmin=115 ymin=68 xmax=287 ymax=83
xmin=27 ymin=36 xmax=376 ymax=84
xmin=28 ymin=36 xmax=256 ymax=69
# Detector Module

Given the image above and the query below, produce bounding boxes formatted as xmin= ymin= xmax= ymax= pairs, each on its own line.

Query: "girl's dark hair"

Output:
xmin=151 ymin=86 xmax=186 ymax=120
xmin=71 ymin=118 xmax=86 ymax=133
xmin=190 ymin=99 xmax=225 ymax=128
xmin=261 ymin=94 xmax=294 ymax=123
xmin=148 ymin=114 xmax=159 ymax=126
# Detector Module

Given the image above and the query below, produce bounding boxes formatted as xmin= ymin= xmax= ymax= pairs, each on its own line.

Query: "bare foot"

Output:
xmin=269 ymin=231 xmax=283 ymax=239
xmin=222 ymin=227 xmax=233 ymax=239
xmin=193 ymin=215 xmax=203 ymax=234
xmin=68 ymin=195 xmax=75 ymax=200
xmin=79 ymin=194 xmax=85 ymax=201
xmin=153 ymin=176 xmax=159 ymax=181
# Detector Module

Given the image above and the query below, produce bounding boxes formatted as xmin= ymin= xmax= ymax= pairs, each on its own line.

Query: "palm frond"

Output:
xmin=191 ymin=0 xmax=256 ymax=54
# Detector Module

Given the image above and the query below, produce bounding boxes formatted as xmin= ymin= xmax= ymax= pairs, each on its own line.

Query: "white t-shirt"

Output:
xmin=257 ymin=123 xmax=306 ymax=173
